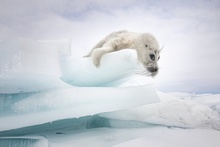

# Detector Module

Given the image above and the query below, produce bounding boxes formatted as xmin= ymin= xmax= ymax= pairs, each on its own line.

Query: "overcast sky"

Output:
xmin=0 ymin=0 xmax=220 ymax=93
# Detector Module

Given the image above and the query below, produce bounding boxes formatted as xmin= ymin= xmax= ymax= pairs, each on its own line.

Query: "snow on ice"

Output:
xmin=0 ymin=38 xmax=220 ymax=147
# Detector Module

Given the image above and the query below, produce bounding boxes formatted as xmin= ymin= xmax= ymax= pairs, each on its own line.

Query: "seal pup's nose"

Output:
xmin=146 ymin=66 xmax=158 ymax=77
xmin=147 ymin=66 xmax=158 ymax=73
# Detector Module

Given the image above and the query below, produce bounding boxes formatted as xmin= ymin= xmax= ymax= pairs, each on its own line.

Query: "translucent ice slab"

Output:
xmin=0 ymin=38 xmax=67 ymax=93
xmin=0 ymin=136 xmax=48 ymax=147
xmin=0 ymin=84 xmax=159 ymax=131
xmin=61 ymin=49 xmax=140 ymax=86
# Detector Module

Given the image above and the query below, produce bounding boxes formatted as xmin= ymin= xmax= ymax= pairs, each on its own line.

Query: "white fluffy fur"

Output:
xmin=85 ymin=30 xmax=160 ymax=76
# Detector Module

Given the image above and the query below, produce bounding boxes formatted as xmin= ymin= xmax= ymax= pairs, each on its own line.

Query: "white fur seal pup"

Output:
xmin=84 ymin=30 xmax=161 ymax=76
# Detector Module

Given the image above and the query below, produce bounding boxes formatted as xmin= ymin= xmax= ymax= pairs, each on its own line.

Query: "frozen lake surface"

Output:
xmin=0 ymin=39 xmax=219 ymax=147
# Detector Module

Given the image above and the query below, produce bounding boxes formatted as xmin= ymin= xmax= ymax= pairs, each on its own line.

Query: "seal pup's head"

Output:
xmin=134 ymin=33 xmax=160 ymax=76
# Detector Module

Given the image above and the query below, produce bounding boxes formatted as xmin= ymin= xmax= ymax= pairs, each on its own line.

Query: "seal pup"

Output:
xmin=84 ymin=30 xmax=161 ymax=76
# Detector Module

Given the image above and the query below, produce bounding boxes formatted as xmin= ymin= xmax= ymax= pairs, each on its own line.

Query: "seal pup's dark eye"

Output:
xmin=150 ymin=54 xmax=155 ymax=61
xmin=145 ymin=45 xmax=148 ymax=47
xmin=158 ymin=56 xmax=160 ymax=61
